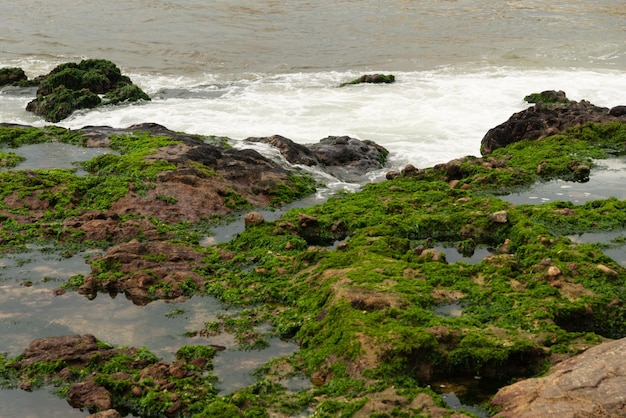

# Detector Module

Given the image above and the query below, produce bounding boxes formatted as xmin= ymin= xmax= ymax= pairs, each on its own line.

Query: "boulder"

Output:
xmin=246 ymin=134 xmax=389 ymax=181
xmin=491 ymin=337 xmax=626 ymax=417
xmin=0 ymin=67 xmax=27 ymax=86
xmin=79 ymin=240 xmax=208 ymax=304
xmin=480 ymin=91 xmax=626 ymax=155
xmin=339 ymin=74 xmax=396 ymax=87
xmin=25 ymin=59 xmax=150 ymax=122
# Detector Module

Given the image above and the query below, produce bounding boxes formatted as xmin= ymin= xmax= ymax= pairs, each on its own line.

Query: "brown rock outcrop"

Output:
xmin=491 ymin=337 xmax=626 ymax=417
xmin=480 ymin=91 xmax=626 ymax=155
xmin=78 ymin=239 xmax=210 ymax=304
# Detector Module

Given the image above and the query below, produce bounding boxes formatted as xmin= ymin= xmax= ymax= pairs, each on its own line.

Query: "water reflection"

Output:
xmin=0 ymin=142 xmax=115 ymax=175
xmin=568 ymin=230 xmax=626 ymax=267
xmin=0 ymin=246 xmax=301 ymax=413
xmin=500 ymin=157 xmax=626 ymax=205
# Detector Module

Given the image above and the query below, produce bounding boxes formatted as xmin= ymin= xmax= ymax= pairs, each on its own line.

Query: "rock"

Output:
xmin=68 ymin=380 xmax=112 ymax=411
xmin=25 ymin=59 xmax=150 ymax=122
xmin=13 ymin=334 xmax=106 ymax=368
xmin=491 ymin=337 xmax=626 ymax=417
xmin=547 ymin=265 xmax=562 ymax=277
xmin=0 ymin=67 xmax=27 ymax=86
xmin=339 ymin=74 xmax=396 ymax=87
xmin=309 ymin=135 xmax=388 ymax=181
xmin=81 ymin=240 xmax=207 ymax=304
xmin=480 ymin=91 xmax=626 ymax=155
xmin=489 ymin=210 xmax=509 ymax=223
xmin=6 ymin=334 xmax=217 ymax=417
xmin=87 ymin=410 xmax=122 ymax=418
xmin=244 ymin=134 xmax=318 ymax=166
xmin=597 ymin=264 xmax=618 ymax=276
xmin=246 ymin=134 xmax=389 ymax=182
xmin=244 ymin=211 xmax=265 ymax=226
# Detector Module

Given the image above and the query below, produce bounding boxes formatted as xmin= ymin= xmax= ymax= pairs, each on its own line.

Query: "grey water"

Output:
xmin=500 ymin=157 xmax=626 ymax=205
xmin=0 ymin=142 xmax=115 ymax=174
xmin=0 ymin=246 xmax=299 ymax=415
xmin=1 ymin=1 xmax=625 ymax=76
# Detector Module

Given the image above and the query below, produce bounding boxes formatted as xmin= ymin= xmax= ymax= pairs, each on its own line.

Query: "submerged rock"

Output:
xmin=339 ymin=73 xmax=396 ymax=87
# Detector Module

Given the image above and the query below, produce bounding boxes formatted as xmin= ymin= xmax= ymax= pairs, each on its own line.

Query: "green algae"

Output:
xmin=2 ymin=121 xmax=626 ymax=416
xmin=25 ymin=59 xmax=151 ymax=122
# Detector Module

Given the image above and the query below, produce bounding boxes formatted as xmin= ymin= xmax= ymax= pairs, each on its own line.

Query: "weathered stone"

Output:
xmin=339 ymin=73 xmax=396 ymax=87
xmin=491 ymin=337 xmax=626 ymax=417
xmin=68 ymin=380 xmax=112 ymax=411
xmin=247 ymin=134 xmax=389 ymax=182
xmin=80 ymin=240 xmax=208 ymax=304
xmin=597 ymin=264 xmax=618 ymax=276
xmin=547 ymin=265 xmax=562 ymax=277
xmin=87 ymin=409 xmax=122 ymax=418
xmin=480 ymin=91 xmax=626 ymax=155
xmin=489 ymin=210 xmax=509 ymax=223
xmin=0 ymin=67 xmax=27 ymax=86
xmin=244 ymin=211 xmax=265 ymax=226
xmin=25 ymin=59 xmax=150 ymax=122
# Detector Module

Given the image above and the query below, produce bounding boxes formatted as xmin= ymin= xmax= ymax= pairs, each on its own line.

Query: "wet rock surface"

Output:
xmin=480 ymin=90 xmax=626 ymax=154
xmin=246 ymin=134 xmax=389 ymax=181
xmin=23 ymin=59 xmax=150 ymax=122
xmin=7 ymin=334 xmax=217 ymax=417
xmin=492 ymin=337 xmax=626 ymax=417
xmin=77 ymin=239 xmax=212 ymax=304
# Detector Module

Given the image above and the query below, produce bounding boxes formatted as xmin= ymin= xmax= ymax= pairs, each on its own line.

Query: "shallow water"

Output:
xmin=0 ymin=246 xmax=300 ymax=414
xmin=0 ymin=143 xmax=115 ymax=175
xmin=567 ymin=230 xmax=626 ymax=268
xmin=499 ymin=157 xmax=626 ymax=205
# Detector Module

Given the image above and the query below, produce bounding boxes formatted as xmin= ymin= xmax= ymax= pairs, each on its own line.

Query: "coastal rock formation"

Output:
xmin=246 ymin=134 xmax=389 ymax=181
xmin=0 ymin=67 xmax=27 ymax=86
xmin=480 ymin=90 xmax=626 ymax=154
xmin=23 ymin=59 xmax=150 ymax=122
xmin=77 ymin=239 xmax=210 ymax=304
xmin=491 ymin=337 xmax=626 ymax=417
xmin=7 ymin=334 xmax=217 ymax=417
xmin=339 ymin=73 xmax=396 ymax=87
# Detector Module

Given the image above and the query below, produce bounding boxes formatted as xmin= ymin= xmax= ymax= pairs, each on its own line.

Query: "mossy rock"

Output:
xmin=26 ymin=59 xmax=150 ymax=122
xmin=26 ymin=86 xmax=101 ymax=123
xmin=524 ymin=90 xmax=570 ymax=106
xmin=0 ymin=67 xmax=27 ymax=87
xmin=340 ymin=73 xmax=396 ymax=87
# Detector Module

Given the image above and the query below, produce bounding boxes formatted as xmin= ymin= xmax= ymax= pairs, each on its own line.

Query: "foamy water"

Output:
xmin=3 ymin=67 xmax=626 ymax=171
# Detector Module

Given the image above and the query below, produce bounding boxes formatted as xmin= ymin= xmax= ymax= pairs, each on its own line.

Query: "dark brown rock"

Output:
xmin=68 ymin=379 xmax=112 ymax=411
xmin=480 ymin=91 xmax=626 ymax=155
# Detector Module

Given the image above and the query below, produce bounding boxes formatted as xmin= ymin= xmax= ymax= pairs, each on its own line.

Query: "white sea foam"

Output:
xmin=2 ymin=67 xmax=626 ymax=171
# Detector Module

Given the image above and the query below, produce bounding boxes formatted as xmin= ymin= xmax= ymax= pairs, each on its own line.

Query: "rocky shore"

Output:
xmin=1 ymin=71 xmax=626 ymax=418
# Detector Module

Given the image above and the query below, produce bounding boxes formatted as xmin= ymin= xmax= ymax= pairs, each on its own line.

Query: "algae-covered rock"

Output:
xmin=2 ymin=100 xmax=626 ymax=417
xmin=25 ymin=59 xmax=150 ymax=122
xmin=481 ymin=90 xmax=626 ymax=154
xmin=339 ymin=73 xmax=395 ymax=87
xmin=0 ymin=67 xmax=27 ymax=87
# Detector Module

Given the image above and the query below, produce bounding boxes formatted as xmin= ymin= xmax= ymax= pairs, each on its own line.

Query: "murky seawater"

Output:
xmin=0 ymin=142 xmax=115 ymax=175
xmin=499 ymin=157 xmax=626 ymax=205
xmin=0 ymin=245 xmax=300 ymax=415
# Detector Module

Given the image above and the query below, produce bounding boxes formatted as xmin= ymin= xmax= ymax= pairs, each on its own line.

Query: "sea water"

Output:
xmin=1 ymin=1 xmax=626 ymax=416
